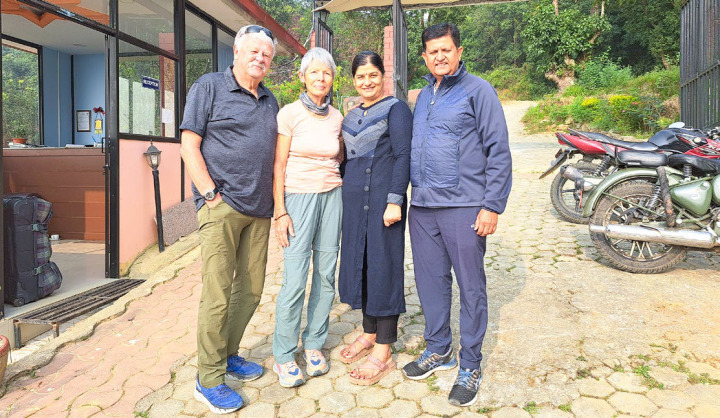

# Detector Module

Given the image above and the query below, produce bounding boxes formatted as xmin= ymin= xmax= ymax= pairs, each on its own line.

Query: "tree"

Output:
xmin=2 ymin=44 xmax=40 ymax=146
xmin=606 ymin=0 xmax=681 ymax=72
xmin=522 ymin=0 xmax=610 ymax=91
xmin=459 ymin=3 xmax=530 ymax=73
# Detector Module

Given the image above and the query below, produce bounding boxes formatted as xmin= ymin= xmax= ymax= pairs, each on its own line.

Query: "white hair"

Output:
xmin=300 ymin=47 xmax=336 ymax=78
xmin=235 ymin=25 xmax=277 ymax=57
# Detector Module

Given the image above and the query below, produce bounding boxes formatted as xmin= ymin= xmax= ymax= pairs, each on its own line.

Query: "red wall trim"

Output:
xmin=231 ymin=0 xmax=307 ymax=56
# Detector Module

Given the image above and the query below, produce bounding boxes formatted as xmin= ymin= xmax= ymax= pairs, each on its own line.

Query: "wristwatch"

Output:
xmin=203 ymin=187 xmax=219 ymax=201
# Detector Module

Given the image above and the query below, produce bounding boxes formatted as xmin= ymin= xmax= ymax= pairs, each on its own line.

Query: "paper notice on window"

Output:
xmin=162 ymin=108 xmax=174 ymax=124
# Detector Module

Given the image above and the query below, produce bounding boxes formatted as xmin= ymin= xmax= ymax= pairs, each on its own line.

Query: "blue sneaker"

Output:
xmin=402 ymin=348 xmax=457 ymax=380
xmin=226 ymin=355 xmax=263 ymax=381
xmin=194 ymin=378 xmax=244 ymax=414
xmin=448 ymin=367 xmax=482 ymax=406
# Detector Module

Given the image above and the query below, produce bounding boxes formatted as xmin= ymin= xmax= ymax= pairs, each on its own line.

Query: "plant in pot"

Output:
xmin=11 ymin=126 xmax=29 ymax=144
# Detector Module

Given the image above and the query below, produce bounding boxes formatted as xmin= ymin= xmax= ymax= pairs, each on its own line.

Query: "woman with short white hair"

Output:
xmin=271 ymin=47 xmax=343 ymax=387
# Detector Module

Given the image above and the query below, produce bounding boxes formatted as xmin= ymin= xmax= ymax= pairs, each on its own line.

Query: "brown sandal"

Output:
xmin=349 ymin=355 xmax=396 ymax=386
xmin=339 ymin=335 xmax=373 ymax=364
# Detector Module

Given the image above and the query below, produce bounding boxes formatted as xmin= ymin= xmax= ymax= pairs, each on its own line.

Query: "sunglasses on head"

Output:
xmin=243 ymin=25 xmax=274 ymax=41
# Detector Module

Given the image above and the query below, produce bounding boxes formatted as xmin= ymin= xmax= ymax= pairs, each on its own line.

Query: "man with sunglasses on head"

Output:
xmin=180 ymin=24 xmax=278 ymax=414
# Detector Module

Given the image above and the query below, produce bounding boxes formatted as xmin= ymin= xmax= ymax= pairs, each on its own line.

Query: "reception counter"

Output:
xmin=2 ymin=147 xmax=105 ymax=241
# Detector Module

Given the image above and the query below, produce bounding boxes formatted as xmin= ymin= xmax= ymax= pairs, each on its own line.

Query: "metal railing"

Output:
xmin=680 ymin=0 xmax=720 ymax=128
xmin=393 ymin=0 xmax=408 ymax=102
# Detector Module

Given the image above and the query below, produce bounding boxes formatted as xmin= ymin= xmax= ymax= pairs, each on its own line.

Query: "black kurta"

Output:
xmin=338 ymin=97 xmax=412 ymax=317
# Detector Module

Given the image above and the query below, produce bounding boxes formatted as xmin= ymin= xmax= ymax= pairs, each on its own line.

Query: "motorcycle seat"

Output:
xmin=574 ymin=131 xmax=659 ymax=152
xmin=617 ymin=150 xmax=669 ymax=167
xmin=668 ymin=154 xmax=720 ymax=176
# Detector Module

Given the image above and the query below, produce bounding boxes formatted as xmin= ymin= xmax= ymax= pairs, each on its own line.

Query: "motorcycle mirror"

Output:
xmin=668 ymin=122 xmax=686 ymax=129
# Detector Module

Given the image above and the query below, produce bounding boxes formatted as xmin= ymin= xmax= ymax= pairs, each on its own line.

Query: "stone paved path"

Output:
xmin=2 ymin=101 xmax=719 ymax=417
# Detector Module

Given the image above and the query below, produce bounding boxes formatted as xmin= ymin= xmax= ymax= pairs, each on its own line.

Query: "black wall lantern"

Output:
xmin=144 ymin=141 xmax=164 ymax=252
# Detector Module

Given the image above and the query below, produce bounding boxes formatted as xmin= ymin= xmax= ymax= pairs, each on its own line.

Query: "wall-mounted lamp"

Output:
xmin=144 ymin=141 xmax=164 ymax=252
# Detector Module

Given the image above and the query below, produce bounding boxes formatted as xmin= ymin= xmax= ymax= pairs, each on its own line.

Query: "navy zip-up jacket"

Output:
xmin=410 ymin=62 xmax=512 ymax=214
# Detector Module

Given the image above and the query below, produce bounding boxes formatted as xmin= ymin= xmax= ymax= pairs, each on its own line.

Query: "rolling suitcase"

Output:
xmin=3 ymin=194 xmax=63 ymax=307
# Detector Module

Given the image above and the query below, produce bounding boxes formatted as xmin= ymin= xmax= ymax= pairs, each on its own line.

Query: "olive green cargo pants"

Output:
xmin=196 ymin=201 xmax=270 ymax=388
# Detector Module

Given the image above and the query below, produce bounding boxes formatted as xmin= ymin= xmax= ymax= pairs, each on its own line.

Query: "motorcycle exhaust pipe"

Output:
xmin=589 ymin=224 xmax=720 ymax=249
xmin=561 ymin=166 xmax=595 ymax=191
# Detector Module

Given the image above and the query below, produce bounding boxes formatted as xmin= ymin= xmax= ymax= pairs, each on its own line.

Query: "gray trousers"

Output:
xmin=409 ymin=205 xmax=488 ymax=370
xmin=272 ymin=187 xmax=342 ymax=364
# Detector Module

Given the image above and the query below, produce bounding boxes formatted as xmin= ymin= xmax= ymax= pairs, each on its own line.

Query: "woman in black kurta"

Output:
xmin=338 ymin=51 xmax=412 ymax=385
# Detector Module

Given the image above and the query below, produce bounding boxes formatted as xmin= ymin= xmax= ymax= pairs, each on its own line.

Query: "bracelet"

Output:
xmin=274 ymin=213 xmax=288 ymax=221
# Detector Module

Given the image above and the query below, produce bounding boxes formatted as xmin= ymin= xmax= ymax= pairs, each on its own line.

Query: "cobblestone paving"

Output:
xmin=2 ymin=101 xmax=719 ymax=417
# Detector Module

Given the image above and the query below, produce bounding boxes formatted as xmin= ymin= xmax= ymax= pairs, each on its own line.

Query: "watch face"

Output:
xmin=204 ymin=191 xmax=215 ymax=200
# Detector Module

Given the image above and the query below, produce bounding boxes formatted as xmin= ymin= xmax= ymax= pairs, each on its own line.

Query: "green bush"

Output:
xmin=578 ymin=56 xmax=633 ymax=91
xmin=523 ymin=64 xmax=679 ymax=136
xmin=479 ymin=65 xmax=554 ymax=100
xmin=625 ymin=67 xmax=680 ymax=100
xmin=561 ymin=84 xmax=588 ymax=97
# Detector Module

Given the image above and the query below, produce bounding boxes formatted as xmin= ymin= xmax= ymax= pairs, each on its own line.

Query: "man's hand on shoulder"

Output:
xmin=474 ymin=209 xmax=498 ymax=237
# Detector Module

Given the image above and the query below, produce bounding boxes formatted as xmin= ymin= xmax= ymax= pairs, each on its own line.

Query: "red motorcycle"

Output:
xmin=540 ymin=124 xmax=720 ymax=223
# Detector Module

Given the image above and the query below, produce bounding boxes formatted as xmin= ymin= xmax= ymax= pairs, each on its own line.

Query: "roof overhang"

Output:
xmin=315 ymin=0 xmax=528 ymax=13
xmin=199 ymin=0 xmax=307 ymax=56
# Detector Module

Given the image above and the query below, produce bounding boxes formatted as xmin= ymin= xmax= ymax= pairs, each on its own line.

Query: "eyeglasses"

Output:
xmin=242 ymin=25 xmax=274 ymax=41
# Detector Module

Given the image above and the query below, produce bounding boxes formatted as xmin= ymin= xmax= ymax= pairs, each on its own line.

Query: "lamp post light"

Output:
xmin=144 ymin=141 xmax=164 ymax=252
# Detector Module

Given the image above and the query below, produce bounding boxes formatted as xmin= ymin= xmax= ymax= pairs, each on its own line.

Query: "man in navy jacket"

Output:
xmin=402 ymin=22 xmax=512 ymax=407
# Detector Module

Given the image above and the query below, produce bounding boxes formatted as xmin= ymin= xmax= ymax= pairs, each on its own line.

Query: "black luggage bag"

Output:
xmin=3 ymin=194 xmax=63 ymax=307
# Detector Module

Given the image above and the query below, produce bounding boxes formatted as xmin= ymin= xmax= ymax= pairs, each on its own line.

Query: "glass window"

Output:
xmin=119 ymin=0 xmax=174 ymax=53
xmin=185 ymin=11 xmax=212 ymax=90
xmin=218 ymin=30 xmax=235 ymax=72
xmin=2 ymin=40 xmax=41 ymax=146
xmin=42 ymin=0 xmax=110 ymax=26
xmin=119 ymin=41 xmax=176 ymax=137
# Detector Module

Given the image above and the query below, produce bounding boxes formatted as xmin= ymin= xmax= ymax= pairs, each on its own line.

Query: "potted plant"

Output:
xmin=11 ymin=126 xmax=29 ymax=144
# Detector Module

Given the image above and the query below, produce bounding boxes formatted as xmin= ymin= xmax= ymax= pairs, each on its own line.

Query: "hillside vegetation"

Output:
xmin=521 ymin=60 xmax=680 ymax=136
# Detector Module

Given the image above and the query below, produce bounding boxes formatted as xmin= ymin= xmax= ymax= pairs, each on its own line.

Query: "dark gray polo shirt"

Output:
xmin=180 ymin=66 xmax=279 ymax=217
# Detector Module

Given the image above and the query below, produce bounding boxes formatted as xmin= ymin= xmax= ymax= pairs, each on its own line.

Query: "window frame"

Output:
xmin=1 ymin=35 xmax=44 ymax=145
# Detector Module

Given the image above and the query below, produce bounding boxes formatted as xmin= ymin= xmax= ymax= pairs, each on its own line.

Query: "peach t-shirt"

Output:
xmin=277 ymin=100 xmax=343 ymax=193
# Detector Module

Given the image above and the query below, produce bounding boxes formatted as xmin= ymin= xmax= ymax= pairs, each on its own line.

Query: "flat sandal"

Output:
xmin=349 ymin=354 xmax=396 ymax=386
xmin=339 ymin=335 xmax=373 ymax=364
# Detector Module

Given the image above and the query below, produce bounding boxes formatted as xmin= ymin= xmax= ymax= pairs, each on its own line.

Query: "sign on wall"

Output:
xmin=141 ymin=76 xmax=160 ymax=91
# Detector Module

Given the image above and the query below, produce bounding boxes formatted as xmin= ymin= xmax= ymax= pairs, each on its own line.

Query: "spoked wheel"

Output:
xmin=589 ymin=181 xmax=686 ymax=273
xmin=550 ymin=161 xmax=599 ymax=224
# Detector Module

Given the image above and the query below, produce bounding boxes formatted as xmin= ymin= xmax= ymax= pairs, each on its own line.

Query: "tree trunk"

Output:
xmin=553 ymin=0 xmax=559 ymax=15
xmin=546 ymin=70 xmax=576 ymax=93
xmin=661 ymin=54 xmax=670 ymax=69
xmin=546 ymin=55 xmax=577 ymax=93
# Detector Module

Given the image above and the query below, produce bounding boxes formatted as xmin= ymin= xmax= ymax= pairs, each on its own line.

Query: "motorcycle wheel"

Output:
xmin=589 ymin=181 xmax=686 ymax=274
xmin=550 ymin=161 xmax=599 ymax=224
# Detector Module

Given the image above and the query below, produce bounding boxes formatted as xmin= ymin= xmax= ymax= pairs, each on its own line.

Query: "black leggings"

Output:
xmin=361 ymin=242 xmax=399 ymax=344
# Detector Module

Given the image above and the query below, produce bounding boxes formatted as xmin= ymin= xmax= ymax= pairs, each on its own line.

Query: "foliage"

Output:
xmin=606 ymin=0 xmax=682 ymax=72
xmin=625 ymin=67 xmax=681 ymax=101
xmin=578 ymin=55 xmax=633 ymax=90
xmin=459 ymin=3 xmax=530 ymax=73
xmin=251 ymin=0 xmax=681 ymax=97
xmin=326 ymin=10 xmax=390 ymax=73
xmin=254 ymin=0 xmax=312 ymax=41
xmin=2 ymin=44 xmax=40 ymax=145
xmin=522 ymin=66 xmax=679 ymax=136
xmin=479 ymin=65 xmax=554 ymax=100
xmin=522 ymin=1 xmax=611 ymax=79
